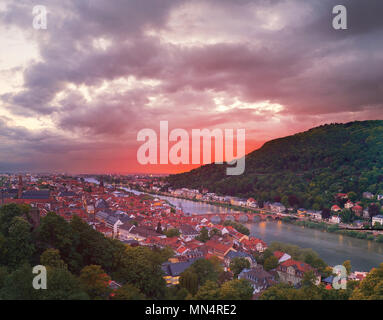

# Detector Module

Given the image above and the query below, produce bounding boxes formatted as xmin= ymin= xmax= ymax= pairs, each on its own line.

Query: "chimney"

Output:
xmin=18 ymin=175 xmax=23 ymax=199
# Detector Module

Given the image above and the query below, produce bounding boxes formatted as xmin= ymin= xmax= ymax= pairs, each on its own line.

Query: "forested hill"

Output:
xmin=166 ymin=120 xmax=383 ymax=209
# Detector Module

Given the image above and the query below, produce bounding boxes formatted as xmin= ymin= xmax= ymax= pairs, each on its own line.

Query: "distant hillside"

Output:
xmin=166 ymin=121 xmax=383 ymax=209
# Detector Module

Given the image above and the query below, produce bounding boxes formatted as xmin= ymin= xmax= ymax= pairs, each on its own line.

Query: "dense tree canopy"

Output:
xmin=167 ymin=121 xmax=383 ymax=209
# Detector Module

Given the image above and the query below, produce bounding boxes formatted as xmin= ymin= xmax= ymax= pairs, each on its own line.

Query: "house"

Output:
xmin=297 ymin=208 xmax=307 ymax=215
xmin=224 ymin=250 xmax=257 ymax=269
xmin=270 ymin=202 xmax=286 ymax=213
xmin=179 ymin=224 xmax=199 ymax=242
xmin=161 ymin=258 xmax=201 ymax=286
xmin=331 ymin=205 xmax=341 ymax=212
xmin=273 ymin=251 xmax=291 ymax=264
xmin=353 ymin=220 xmax=364 ymax=228
xmin=238 ymin=265 xmax=276 ymax=294
xmin=352 ymin=205 xmax=363 ymax=216
xmin=276 ymin=259 xmax=321 ymax=286
xmin=241 ymin=237 xmax=267 ymax=253
xmin=363 ymin=192 xmax=374 ymax=199
xmin=330 ymin=215 xmax=341 ymax=224
xmin=246 ymin=198 xmax=257 ymax=208
xmin=344 ymin=201 xmax=354 ymax=209
xmin=306 ymin=210 xmax=322 ymax=220
xmin=372 ymin=215 xmax=383 ymax=226
xmin=204 ymin=240 xmax=235 ymax=260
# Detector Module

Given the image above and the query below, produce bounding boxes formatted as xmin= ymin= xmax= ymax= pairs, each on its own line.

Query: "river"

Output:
xmin=91 ymin=181 xmax=383 ymax=271
xmin=133 ymin=190 xmax=383 ymax=271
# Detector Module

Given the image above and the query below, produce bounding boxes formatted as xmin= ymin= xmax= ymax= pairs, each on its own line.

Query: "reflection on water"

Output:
xmin=248 ymin=220 xmax=383 ymax=272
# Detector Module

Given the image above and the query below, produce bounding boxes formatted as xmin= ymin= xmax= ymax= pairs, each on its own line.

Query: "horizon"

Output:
xmin=1 ymin=119 xmax=382 ymax=175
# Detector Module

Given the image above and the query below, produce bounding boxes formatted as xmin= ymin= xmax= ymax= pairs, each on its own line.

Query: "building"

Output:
xmin=372 ymin=215 xmax=383 ymax=226
xmin=161 ymin=258 xmax=201 ymax=285
xmin=204 ymin=240 xmax=235 ymax=260
xmin=270 ymin=202 xmax=286 ymax=213
xmin=273 ymin=251 xmax=291 ymax=264
xmin=238 ymin=266 xmax=276 ymax=294
xmin=224 ymin=250 xmax=257 ymax=269
xmin=330 ymin=215 xmax=341 ymax=224
xmin=276 ymin=259 xmax=321 ymax=287
xmin=363 ymin=192 xmax=374 ymax=199
xmin=179 ymin=224 xmax=199 ymax=242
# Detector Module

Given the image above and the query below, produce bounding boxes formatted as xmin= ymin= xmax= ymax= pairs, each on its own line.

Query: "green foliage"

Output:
xmin=6 ymin=217 xmax=35 ymax=270
xmin=188 ymin=259 xmax=220 ymax=286
xmin=179 ymin=270 xmax=199 ymax=295
xmin=167 ymin=121 xmax=383 ymax=208
xmin=195 ymin=227 xmax=209 ymax=242
xmin=42 ymin=267 xmax=88 ymax=300
xmin=79 ymin=265 xmax=111 ymax=300
xmin=40 ymin=249 xmax=67 ymax=269
xmin=0 ymin=207 xmax=168 ymax=300
xmin=219 ymin=279 xmax=253 ymax=300
xmin=223 ymin=220 xmax=250 ymax=235
xmin=111 ymin=283 xmax=145 ymax=300
xmin=164 ymin=228 xmax=180 ymax=238
xmin=229 ymin=258 xmax=250 ymax=278
xmin=113 ymin=246 xmax=167 ymax=299
xmin=194 ymin=280 xmax=220 ymax=300
xmin=264 ymin=256 xmax=279 ymax=271
xmin=351 ymin=263 xmax=383 ymax=299
xmin=0 ymin=203 xmax=29 ymax=236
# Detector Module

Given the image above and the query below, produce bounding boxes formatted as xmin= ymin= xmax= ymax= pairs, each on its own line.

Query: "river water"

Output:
xmin=141 ymin=191 xmax=383 ymax=271
xmin=91 ymin=182 xmax=383 ymax=271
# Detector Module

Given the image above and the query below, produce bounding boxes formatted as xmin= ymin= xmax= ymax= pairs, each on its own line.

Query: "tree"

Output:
xmin=79 ymin=265 xmax=111 ymax=300
xmin=35 ymin=212 xmax=74 ymax=264
xmin=302 ymin=270 xmax=317 ymax=288
xmin=6 ymin=217 xmax=35 ymax=269
xmin=343 ymin=260 xmax=352 ymax=276
xmin=111 ymin=283 xmax=145 ymax=300
xmin=41 ymin=267 xmax=88 ymax=300
xmin=0 ymin=203 xmax=29 ymax=236
xmin=209 ymin=228 xmax=222 ymax=238
xmin=0 ymin=264 xmax=41 ymax=300
xmin=368 ymin=203 xmax=380 ymax=225
xmin=40 ymin=248 xmax=67 ymax=269
xmin=229 ymin=258 xmax=250 ymax=278
xmin=321 ymin=208 xmax=331 ymax=220
xmin=189 ymin=259 xmax=219 ymax=286
xmin=351 ymin=263 xmax=383 ymax=299
xmin=114 ymin=246 xmax=166 ymax=299
xmin=179 ymin=270 xmax=199 ymax=295
xmin=194 ymin=280 xmax=220 ymax=300
xmin=164 ymin=228 xmax=180 ymax=238
xmin=196 ymin=227 xmax=209 ymax=242
xmin=219 ymin=279 xmax=253 ymax=300
xmin=264 ymin=256 xmax=279 ymax=271
xmin=347 ymin=192 xmax=357 ymax=202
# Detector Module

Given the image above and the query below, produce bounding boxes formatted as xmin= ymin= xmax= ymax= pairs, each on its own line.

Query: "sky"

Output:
xmin=0 ymin=0 xmax=382 ymax=174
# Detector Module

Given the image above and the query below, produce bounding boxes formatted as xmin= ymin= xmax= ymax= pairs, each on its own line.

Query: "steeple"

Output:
xmin=18 ymin=175 xmax=23 ymax=199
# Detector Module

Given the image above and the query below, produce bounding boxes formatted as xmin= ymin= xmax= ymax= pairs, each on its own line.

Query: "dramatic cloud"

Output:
xmin=0 ymin=0 xmax=382 ymax=173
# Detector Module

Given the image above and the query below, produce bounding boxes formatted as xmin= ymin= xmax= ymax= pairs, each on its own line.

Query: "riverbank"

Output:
xmin=127 ymin=186 xmax=383 ymax=244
